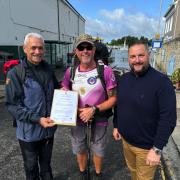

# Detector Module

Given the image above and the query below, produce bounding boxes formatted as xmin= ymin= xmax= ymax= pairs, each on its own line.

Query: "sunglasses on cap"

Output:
xmin=77 ymin=44 xmax=93 ymax=51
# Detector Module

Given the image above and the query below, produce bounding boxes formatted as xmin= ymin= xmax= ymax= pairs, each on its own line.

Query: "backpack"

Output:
xmin=69 ymin=60 xmax=113 ymax=119
xmin=13 ymin=59 xmax=56 ymax=87
xmin=3 ymin=59 xmax=20 ymax=77
xmin=94 ymin=41 xmax=109 ymax=65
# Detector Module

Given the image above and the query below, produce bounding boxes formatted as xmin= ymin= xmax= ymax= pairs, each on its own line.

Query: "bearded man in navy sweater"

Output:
xmin=113 ymin=40 xmax=176 ymax=180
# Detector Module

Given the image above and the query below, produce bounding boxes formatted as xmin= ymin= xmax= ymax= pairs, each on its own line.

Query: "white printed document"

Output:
xmin=50 ymin=90 xmax=78 ymax=126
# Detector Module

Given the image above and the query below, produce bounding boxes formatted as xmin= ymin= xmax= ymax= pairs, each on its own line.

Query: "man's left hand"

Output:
xmin=146 ymin=149 xmax=161 ymax=166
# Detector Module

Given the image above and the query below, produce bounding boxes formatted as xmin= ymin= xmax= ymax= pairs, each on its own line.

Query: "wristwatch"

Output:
xmin=152 ymin=146 xmax=162 ymax=155
xmin=92 ymin=106 xmax=100 ymax=115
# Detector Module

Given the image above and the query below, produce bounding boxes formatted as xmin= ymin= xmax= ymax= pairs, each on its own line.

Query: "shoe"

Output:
xmin=93 ymin=172 xmax=103 ymax=180
xmin=40 ymin=172 xmax=53 ymax=180
xmin=78 ymin=170 xmax=87 ymax=180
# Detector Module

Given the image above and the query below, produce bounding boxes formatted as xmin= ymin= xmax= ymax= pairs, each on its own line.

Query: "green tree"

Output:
xmin=109 ymin=36 xmax=152 ymax=47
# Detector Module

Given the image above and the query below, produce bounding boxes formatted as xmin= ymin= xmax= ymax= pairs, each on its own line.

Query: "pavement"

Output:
xmin=0 ymin=67 xmax=180 ymax=179
xmin=0 ymin=84 xmax=5 ymax=103
xmin=162 ymin=91 xmax=180 ymax=180
xmin=0 ymin=101 xmax=162 ymax=180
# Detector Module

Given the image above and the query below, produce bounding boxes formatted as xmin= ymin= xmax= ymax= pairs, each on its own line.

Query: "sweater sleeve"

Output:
xmin=113 ymin=105 xmax=118 ymax=128
xmin=5 ymin=69 xmax=41 ymax=123
xmin=153 ymin=77 xmax=177 ymax=150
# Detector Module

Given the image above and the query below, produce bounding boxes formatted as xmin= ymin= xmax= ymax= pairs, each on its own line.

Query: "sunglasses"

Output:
xmin=77 ymin=45 xmax=93 ymax=51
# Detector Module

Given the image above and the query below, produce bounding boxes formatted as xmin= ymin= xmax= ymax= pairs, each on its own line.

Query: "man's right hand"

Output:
xmin=61 ymin=87 xmax=69 ymax=91
xmin=113 ymin=128 xmax=121 ymax=140
xmin=40 ymin=117 xmax=55 ymax=128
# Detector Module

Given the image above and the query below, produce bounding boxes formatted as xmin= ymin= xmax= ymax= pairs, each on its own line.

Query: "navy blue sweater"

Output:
xmin=113 ymin=66 xmax=176 ymax=150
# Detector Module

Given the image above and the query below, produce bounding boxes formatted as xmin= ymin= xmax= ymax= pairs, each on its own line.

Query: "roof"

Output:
xmin=44 ymin=40 xmax=72 ymax=45
xmin=164 ymin=3 xmax=175 ymax=17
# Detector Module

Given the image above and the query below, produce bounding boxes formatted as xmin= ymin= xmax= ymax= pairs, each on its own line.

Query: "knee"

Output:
xmin=24 ymin=156 xmax=38 ymax=172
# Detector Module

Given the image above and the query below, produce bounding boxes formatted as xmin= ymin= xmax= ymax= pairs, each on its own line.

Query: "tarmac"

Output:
xmin=162 ymin=91 xmax=180 ymax=180
xmin=0 ymin=67 xmax=180 ymax=179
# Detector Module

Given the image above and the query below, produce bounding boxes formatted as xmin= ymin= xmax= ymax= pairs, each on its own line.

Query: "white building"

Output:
xmin=0 ymin=0 xmax=85 ymax=66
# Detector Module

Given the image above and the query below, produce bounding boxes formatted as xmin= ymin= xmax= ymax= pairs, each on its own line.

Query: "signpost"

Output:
xmin=152 ymin=34 xmax=163 ymax=49
xmin=152 ymin=39 xmax=163 ymax=48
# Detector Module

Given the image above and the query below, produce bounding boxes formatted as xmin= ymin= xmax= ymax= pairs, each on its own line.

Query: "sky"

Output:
xmin=68 ymin=0 xmax=173 ymax=42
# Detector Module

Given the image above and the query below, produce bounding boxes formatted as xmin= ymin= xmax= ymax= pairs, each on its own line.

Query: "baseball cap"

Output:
xmin=75 ymin=34 xmax=94 ymax=48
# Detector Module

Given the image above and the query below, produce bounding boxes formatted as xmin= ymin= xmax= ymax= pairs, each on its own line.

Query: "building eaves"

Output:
xmin=164 ymin=4 xmax=175 ymax=17
xmin=45 ymin=40 xmax=72 ymax=44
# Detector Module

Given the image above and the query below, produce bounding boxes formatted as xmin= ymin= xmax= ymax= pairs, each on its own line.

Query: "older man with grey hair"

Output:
xmin=5 ymin=32 xmax=58 ymax=180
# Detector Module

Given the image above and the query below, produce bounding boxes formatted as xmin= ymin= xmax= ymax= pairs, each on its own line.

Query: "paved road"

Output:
xmin=0 ymin=102 xmax=163 ymax=180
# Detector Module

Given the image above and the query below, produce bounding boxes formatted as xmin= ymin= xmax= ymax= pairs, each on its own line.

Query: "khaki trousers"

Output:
xmin=122 ymin=138 xmax=157 ymax=180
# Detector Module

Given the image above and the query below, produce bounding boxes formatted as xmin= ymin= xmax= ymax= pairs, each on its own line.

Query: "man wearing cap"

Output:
xmin=61 ymin=34 xmax=117 ymax=179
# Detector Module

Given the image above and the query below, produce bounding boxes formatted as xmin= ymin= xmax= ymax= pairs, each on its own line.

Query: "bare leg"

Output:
xmin=77 ymin=151 xmax=88 ymax=172
xmin=93 ymin=154 xmax=103 ymax=174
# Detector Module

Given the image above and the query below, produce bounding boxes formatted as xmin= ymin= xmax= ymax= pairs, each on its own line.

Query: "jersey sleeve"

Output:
xmin=104 ymin=66 xmax=117 ymax=90
xmin=61 ymin=67 xmax=71 ymax=89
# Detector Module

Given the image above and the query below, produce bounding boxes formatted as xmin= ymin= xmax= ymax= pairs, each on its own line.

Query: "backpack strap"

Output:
xmin=70 ymin=65 xmax=75 ymax=82
xmin=14 ymin=60 xmax=26 ymax=85
xmin=96 ymin=61 xmax=108 ymax=99
xmin=69 ymin=66 xmax=75 ymax=90
xmin=96 ymin=61 xmax=113 ymax=119
xmin=69 ymin=55 xmax=80 ymax=89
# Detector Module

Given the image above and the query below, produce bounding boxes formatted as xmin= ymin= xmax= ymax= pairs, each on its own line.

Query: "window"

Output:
xmin=165 ymin=15 xmax=173 ymax=34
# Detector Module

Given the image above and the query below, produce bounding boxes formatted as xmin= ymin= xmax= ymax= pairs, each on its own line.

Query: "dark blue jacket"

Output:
xmin=113 ymin=66 xmax=176 ymax=150
xmin=5 ymin=59 xmax=58 ymax=142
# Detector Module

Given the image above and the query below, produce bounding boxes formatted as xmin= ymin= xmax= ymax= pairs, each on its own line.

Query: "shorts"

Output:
xmin=71 ymin=124 xmax=107 ymax=157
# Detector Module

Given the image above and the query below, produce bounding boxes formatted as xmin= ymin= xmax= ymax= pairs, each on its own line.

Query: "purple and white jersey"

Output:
xmin=62 ymin=65 xmax=116 ymax=108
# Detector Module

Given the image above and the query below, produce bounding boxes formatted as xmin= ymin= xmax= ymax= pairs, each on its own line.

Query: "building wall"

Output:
xmin=156 ymin=0 xmax=180 ymax=74
xmin=164 ymin=0 xmax=180 ymax=42
xmin=155 ymin=39 xmax=180 ymax=73
xmin=174 ymin=0 xmax=180 ymax=38
xmin=0 ymin=0 xmax=85 ymax=46
xmin=58 ymin=0 xmax=85 ymax=44
xmin=0 ymin=0 xmax=85 ymax=80
xmin=0 ymin=0 xmax=59 ymax=45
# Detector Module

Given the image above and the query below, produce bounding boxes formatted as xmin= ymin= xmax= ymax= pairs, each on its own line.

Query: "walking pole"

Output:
xmin=85 ymin=104 xmax=92 ymax=180
xmin=87 ymin=120 xmax=92 ymax=180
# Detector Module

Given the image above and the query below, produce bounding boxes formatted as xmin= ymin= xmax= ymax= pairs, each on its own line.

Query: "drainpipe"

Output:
xmin=57 ymin=0 xmax=61 ymax=41
xmin=57 ymin=0 xmax=61 ymax=66
xmin=78 ymin=15 xmax=80 ymax=35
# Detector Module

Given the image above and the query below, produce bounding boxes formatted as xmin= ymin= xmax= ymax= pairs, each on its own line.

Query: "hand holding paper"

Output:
xmin=40 ymin=117 xmax=55 ymax=128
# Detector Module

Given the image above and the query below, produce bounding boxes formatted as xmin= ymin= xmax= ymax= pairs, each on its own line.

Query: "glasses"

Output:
xmin=77 ymin=45 xmax=93 ymax=51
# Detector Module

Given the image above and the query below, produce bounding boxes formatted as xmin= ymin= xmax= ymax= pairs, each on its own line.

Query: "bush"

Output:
xmin=171 ymin=68 xmax=180 ymax=84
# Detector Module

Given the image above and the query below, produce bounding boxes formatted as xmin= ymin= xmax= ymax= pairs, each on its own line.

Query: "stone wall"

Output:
xmin=154 ymin=39 xmax=180 ymax=73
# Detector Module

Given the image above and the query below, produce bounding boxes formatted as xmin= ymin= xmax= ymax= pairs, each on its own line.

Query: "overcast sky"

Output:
xmin=68 ymin=0 xmax=173 ymax=42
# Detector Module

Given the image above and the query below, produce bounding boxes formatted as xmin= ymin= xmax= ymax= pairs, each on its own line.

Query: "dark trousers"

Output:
xmin=19 ymin=137 xmax=54 ymax=180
